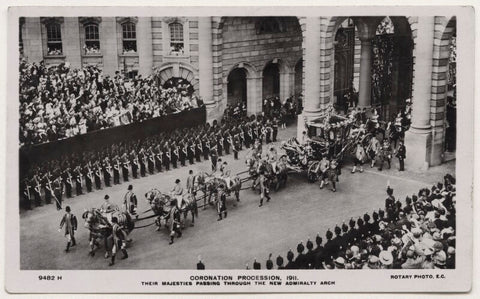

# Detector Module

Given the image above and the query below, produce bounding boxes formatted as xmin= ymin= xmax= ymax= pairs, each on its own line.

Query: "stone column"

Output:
xmin=247 ymin=76 xmax=262 ymax=115
xmin=198 ymin=17 xmax=215 ymax=120
xmin=279 ymin=68 xmax=294 ymax=102
xmin=137 ymin=17 xmax=153 ymax=77
xmin=100 ymin=17 xmax=119 ymax=76
xmin=23 ymin=17 xmax=43 ymax=62
xmin=303 ymin=17 xmax=322 ymax=118
xmin=63 ymin=17 xmax=82 ymax=68
xmin=404 ymin=16 xmax=435 ymax=170
xmin=354 ymin=17 xmax=383 ymax=108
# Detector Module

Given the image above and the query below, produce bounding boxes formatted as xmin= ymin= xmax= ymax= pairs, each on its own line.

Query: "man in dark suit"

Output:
xmin=395 ymin=140 xmax=406 ymax=171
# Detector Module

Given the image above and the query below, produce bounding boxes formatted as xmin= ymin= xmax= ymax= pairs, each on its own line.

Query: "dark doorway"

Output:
xmin=227 ymin=68 xmax=247 ymax=107
xmin=262 ymin=62 xmax=280 ymax=99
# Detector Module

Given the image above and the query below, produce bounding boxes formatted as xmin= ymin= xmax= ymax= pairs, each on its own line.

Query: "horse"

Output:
xmin=82 ymin=207 xmax=134 ymax=257
xmin=246 ymin=156 xmax=260 ymax=190
xmin=192 ymin=172 xmax=216 ymax=209
xmin=205 ymin=176 xmax=242 ymax=204
xmin=145 ymin=188 xmax=198 ymax=230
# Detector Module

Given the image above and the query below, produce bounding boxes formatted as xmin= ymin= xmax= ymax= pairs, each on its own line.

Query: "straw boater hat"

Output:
xmin=379 ymin=251 xmax=393 ymax=266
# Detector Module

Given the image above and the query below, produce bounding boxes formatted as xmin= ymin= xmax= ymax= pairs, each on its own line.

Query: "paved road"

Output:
xmin=20 ymin=125 xmax=454 ymax=269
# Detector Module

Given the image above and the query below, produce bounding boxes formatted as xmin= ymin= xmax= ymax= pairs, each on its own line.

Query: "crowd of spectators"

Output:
xmin=19 ymin=60 xmax=203 ymax=146
xmin=250 ymin=174 xmax=456 ymax=270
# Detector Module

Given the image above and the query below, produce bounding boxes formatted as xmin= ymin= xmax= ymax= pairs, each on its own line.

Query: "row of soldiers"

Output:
xmin=20 ymin=115 xmax=281 ymax=211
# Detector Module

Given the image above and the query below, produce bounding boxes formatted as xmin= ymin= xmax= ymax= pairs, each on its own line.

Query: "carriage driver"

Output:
xmin=100 ymin=195 xmax=116 ymax=222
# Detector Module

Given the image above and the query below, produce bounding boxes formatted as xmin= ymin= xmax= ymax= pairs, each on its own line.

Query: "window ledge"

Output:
xmin=119 ymin=53 xmax=139 ymax=57
xmin=44 ymin=55 xmax=66 ymax=59
xmin=82 ymin=53 xmax=103 ymax=58
xmin=165 ymin=54 xmax=189 ymax=59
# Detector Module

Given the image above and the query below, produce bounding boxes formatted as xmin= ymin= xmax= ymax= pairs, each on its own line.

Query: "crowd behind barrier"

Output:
xmin=19 ymin=60 xmax=202 ymax=146
xmin=248 ymin=174 xmax=456 ymax=270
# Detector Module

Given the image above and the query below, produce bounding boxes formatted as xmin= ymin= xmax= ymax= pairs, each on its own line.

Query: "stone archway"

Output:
xmin=154 ymin=63 xmax=199 ymax=94
xmin=227 ymin=68 xmax=247 ymax=106
xmin=224 ymin=62 xmax=261 ymax=115
xmin=262 ymin=61 xmax=280 ymax=99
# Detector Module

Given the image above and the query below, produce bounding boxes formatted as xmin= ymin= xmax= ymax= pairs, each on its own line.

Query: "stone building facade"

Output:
xmin=19 ymin=16 xmax=456 ymax=169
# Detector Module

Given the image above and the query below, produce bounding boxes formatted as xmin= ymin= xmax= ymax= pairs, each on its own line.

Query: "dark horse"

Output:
xmin=145 ymin=188 xmax=198 ymax=230
xmin=82 ymin=207 xmax=134 ymax=257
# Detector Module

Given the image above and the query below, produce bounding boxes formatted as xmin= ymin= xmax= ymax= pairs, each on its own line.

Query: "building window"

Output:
xmin=84 ymin=23 xmax=100 ymax=54
xmin=46 ymin=23 xmax=63 ymax=55
xmin=256 ymin=17 xmax=286 ymax=34
xmin=126 ymin=70 xmax=138 ymax=79
xmin=169 ymin=22 xmax=184 ymax=55
xmin=122 ymin=22 xmax=137 ymax=54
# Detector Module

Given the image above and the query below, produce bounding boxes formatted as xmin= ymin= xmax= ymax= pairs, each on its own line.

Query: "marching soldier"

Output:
xmin=33 ymin=174 xmax=43 ymax=206
xmin=204 ymin=139 xmax=210 ymax=161
xmin=103 ymin=161 xmax=112 ymax=187
xmin=94 ymin=163 xmax=102 ymax=190
xmin=63 ymin=169 xmax=73 ymax=198
xmin=210 ymin=147 xmax=218 ymax=172
xmin=44 ymin=173 xmax=53 ymax=205
xmin=131 ymin=153 xmax=139 ymax=179
xmin=179 ymin=141 xmax=187 ymax=167
xmin=59 ymin=206 xmax=77 ymax=252
xmin=217 ymin=132 xmax=223 ymax=156
xmin=122 ymin=154 xmax=130 ymax=181
xmin=123 ymin=185 xmax=138 ymax=218
xmin=171 ymin=144 xmax=179 ymax=169
xmin=217 ymin=184 xmax=228 ymax=221
xmin=113 ymin=157 xmax=121 ymax=184
xmin=154 ymin=148 xmax=163 ymax=173
xmin=85 ymin=164 xmax=93 ymax=192
xmin=188 ymin=141 xmax=195 ymax=165
xmin=21 ymin=178 xmax=32 ymax=210
xmin=223 ymin=131 xmax=230 ymax=155
xmin=53 ymin=174 xmax=63 ymax=210
xmin=148 ymin=149 xmax=156 ymax=174
xmin=233 ymin=135 xmax=240 ymax=160
xmin=75 ymin=167 xmax=83 ymax=196
xmin=163 ymin=146 xmax=170 ymax=171
xmin=139 ymin=151 xmax=147 ymax=177
xmin=195 ymin=139 xmax=202 ymax=162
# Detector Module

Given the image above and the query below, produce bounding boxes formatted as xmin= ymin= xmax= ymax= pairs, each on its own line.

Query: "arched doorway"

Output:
xmin=227 ymin=68 xmax=247 ymax=107
xmin=262 ymin=62 xmax=280 ymax=99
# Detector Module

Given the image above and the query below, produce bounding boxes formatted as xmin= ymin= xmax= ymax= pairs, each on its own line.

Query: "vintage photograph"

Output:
xmin=5 ymin=5 xmax=474 ymax=294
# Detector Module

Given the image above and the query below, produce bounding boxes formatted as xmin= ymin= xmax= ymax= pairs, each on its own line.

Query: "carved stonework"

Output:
xmin=116 ymin=17 xmax=138 ymax=24
xmin=79 ymin=17 xmax=102 ymax=25
xmin=163 ymin=17 xmax=187 ymax=25
xmin=40 ymin=17 xmax=64 ymax=25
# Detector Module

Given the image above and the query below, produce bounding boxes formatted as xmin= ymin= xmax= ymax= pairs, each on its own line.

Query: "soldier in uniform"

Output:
xmin=154 ymin=148 xmax=163 ymax=173
xmin=272 ymin=117 xmax=279 ymax=142
xmin=94 ymin=163 xmax=102 ymax=190
xmin=163 ymin=145 xmax=170 ymax=171
xmin=171 ymin=143 xmax=179 ymax=169
xmin=385 ymin=186 xmax=396 ymax=221
xmin=43 ymin=173 xmax=53 ymax=205
xmin=103 ymin=160 xmax=112 ymax=187
xmin=168 ymin=203 xmax=183 ymax=245
xmin=148 ymin=149 xmax=156 ymax=174
xmin=64 ymin=169 xmax=73 ymax=198
xmin=85 ymin=164 xmax=94 ymax=192
xmin=210 ymin=147 xmax=218 ymax=172
xmin=131 ymin=152 xmax=139 ymax=179
xmin=75 ymin=167 xmax=83 ymax=196
xmin=122 ymin=154 xmax=130 ymax=181
xmin=59 ymin=206 xmax=77 ymax=252
xmin=233 ymin=134 xmax=240 ymax=160
xmin=395 ymin=140 xmax=406 ymax=171
xmin=139 ymin=151 xmax=147 ymax=177
xmin=32 ymin=174 xmax=43 ymax=206
xmin=109 ymin=216 xmax=128 ymax=266
xmin=217 ymin=184 xmax=228 ymax=221
xmin=258 ymin=167 xmax=271 ymax=207
xmin=21 ymin=178 xmax=32 ymax=210
xmin=53 ymin=174 xmax=63 ymax=210
xmin=223 ymin=130 xmax=230 ymax=155
xmin=195 ymin=139 xmax=202 ymax=162
xmin=378 ymin=140 xmax=392 ymax=171
xmin=217 ymin=132 xmax=223 ymax=156
xmin=123 ymin=185 xmax=138 ymax=218
xmin=179 ymin=141 xmax=186 ymax=167
xmin=113 ymin=156 xmax=121 ymax=184
xmin=188 ymin=140 xmax=195 ymax=165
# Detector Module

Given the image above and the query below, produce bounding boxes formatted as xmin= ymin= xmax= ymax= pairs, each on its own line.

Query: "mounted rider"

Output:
xmin=219 ymin=161 xmax=233 ymax=189
xmin=100 ymin=194 xmax=117 ymax=222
